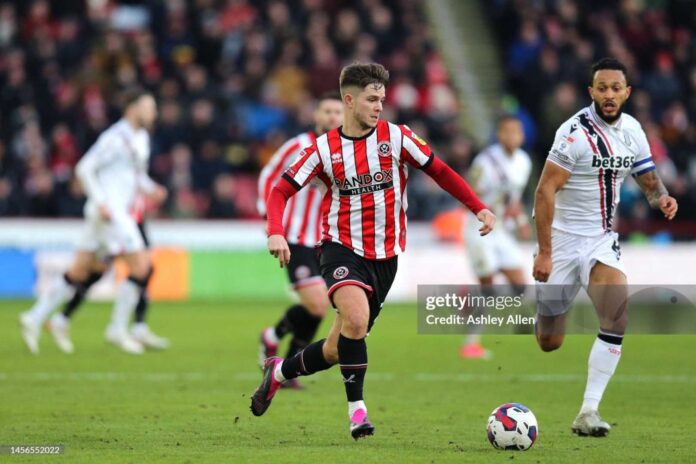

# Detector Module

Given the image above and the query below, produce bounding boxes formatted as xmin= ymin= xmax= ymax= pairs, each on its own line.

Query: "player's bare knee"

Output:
xmin=340 ymin=311 xmax=369 ymax=339
xmin=66 ymin=268 xmax=89 ymax=283
xmin=341 ymin=321 xmax=368 ymax=339
xmin=537 ymin=335 xmax=563 ymax=352
xmin=126 ymin=254 xmax=151 ymax=280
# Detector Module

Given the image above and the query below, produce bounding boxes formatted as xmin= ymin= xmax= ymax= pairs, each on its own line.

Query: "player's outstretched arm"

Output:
xmin=634 ymin=170 xmax=678 ymax=220
xmin=422 ymin=156 xmax=495 ymax=235
xmin=265 ymin=177 xmax=300 ymax=268
xmin=257 ymin=139 xmax=302 ymax=216
xmin=532 ymin=161 xmax=571 ymax=282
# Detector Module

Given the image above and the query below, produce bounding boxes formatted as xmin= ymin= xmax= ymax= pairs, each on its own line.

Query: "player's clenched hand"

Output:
xmin=476 ymin=209 xmax=496 ymax=236
xmin=533 ymin=252 xmax=552 ymax=282
xmin=658 ymin=195 xmax=678 ymax=220
xmin=268 ymin=234 xmax=291 ymax=268
xmin=148 ymin=184 xmax=168 ymax=204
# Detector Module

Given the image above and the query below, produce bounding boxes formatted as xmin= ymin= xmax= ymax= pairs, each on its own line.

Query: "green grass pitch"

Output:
xmin=1 ymin=300 xmax=694 ymax=463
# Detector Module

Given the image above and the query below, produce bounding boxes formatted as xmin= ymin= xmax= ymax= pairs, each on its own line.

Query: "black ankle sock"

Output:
xmin=62 ymin=271 xmax=103 ymax=318
xmin=293 ymin=310 xmax=322 ymax=341
xmin=281 ymin=338 xmax=333 ymax=379
xmin=338 ymin=334 xmax=367 ymax=402
xmin=274 ymin=304 xmax=306 ymax=339
xmin=285 ymin=337 xmax=308 ymax=360
xmin=63 ymin=288 xmax=86 ymax=318
xmin=133 ymin=268 xmax=153 ymax=324
xmin=284 ymin=309 xmax=322 ymax=359
xmin=134 ymin=293 xmax=148 ymax=323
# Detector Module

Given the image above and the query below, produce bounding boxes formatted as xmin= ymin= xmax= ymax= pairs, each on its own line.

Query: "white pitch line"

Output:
xmin=0 ymin=372 xmax=694 ymax=383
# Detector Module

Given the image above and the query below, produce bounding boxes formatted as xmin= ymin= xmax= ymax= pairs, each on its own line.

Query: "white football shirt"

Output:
xmin=546 ymin=104 xmax=656 ymax=236
xmin=76 ymin=119 xmax=156 ymax=219
xmin=467 ymin=143 xmax=531 ymax=217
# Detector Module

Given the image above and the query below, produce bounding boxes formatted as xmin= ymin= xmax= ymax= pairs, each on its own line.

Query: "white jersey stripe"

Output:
xmin=341 ymin=139 xmax=364 ymax=255
xmin=365 ymin=129 xmax=386 ymax=259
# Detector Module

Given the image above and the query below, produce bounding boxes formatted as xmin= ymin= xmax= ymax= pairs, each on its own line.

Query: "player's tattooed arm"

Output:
xmin=634 ymin=170 xmax=678 ymax=220
xmin=636 ymin=170 xmax=667 ymax=207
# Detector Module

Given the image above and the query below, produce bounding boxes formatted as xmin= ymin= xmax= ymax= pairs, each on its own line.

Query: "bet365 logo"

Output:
xmin=591 ymin=155 xmax=635 ymax=169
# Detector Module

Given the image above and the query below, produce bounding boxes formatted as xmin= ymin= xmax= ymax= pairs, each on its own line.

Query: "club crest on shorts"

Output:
xmin=377 ymin=141 xmax=392 ymax=157
xmin=333 ymin=266 xmax=349 ymax=279
xmin=295 ymin=265 xmax=311 ymax=280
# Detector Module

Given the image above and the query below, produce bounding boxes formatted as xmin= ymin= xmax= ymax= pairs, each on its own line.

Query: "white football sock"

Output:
xmin=28 ymin=275 xmax=75 ymax=324
xmin=581 ymin=336 xmax=622 ymax=413
xmin=348 ymin=400 xmax=367 ymax=418
xmin=273 ymin=361 xmax=286 ymax=382
xmin=465 ymin=334 xmax=481 ymax=345
xmin=131 ymin=322 xmax=149 ymax=336
xmin=264 ymin=327 xmax=280 ymax=345
xmin=110 ymin=279 xmax=140 ymax=335
xmin=50 ymin=312 xmax=69 ymax=328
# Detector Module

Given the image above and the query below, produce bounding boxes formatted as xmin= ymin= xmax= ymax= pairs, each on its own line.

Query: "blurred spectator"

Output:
xmin=56 ymin=175 xmax=85 ymax=217
xmin=2 ymin=0 xmax=463 ymax=221
xmin=486 ymin=0 xmax=696 ymax=227
xmin=206 ymin=173 xmax=238 ymax=218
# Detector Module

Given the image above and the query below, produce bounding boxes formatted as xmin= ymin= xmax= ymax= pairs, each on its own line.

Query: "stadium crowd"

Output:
xmin=0 ymin=0 xmax=461 ymax=220
xmin=1 ymin=0 xmax=694 ymax=229
xmin=487 ymin=0 xmax=696 ymax=227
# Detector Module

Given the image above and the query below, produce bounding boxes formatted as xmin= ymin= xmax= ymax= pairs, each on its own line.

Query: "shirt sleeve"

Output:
xmin=630 ymin=128 xmax=656 ymax=177
xmin=423 ymin=155 xmax=487 ymax=214
xmin=75 ymin=133 xmax=114 ymax=206
xmin=399 ymin=125 xmax=434 ymax=169
xmin=257 ymin=138 xmax=301 ymax=215
xmin=547 ymin=122 xmax=582 ymax=172
xmin=266 ymin=176 xmax=300 ymax=236
xmin=282 ymin=144 xmax=323 ymax=189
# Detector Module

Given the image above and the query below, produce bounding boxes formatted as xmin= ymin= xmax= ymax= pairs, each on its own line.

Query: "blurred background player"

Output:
xmin=19 ymin=88 xmax=167 ymax=355
xmin=256 ymin=92 xmax=344 ymax=389
xmin=50 ymin=192 xmax=169 ymax=353
xmin=533 ymin=58 xmax=678 ymax=436
xmin=460 ymin=115 xmax=531 ymax=359
xmin=251 ymin=63 xmax=495 ymax=439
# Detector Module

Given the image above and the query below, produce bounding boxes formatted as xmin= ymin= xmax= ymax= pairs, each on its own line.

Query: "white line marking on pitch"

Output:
xmin=1 ymin=372 xmax=695 ymax=383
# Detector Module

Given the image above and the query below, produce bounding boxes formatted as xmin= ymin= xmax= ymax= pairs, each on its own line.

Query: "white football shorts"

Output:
xmin=465 ymin=224 xmax=524 ymax=278
xmin=535 ymin=229 xmax=626 ymax=316
xmin=77 ymin=211 xmax=145 ymax=258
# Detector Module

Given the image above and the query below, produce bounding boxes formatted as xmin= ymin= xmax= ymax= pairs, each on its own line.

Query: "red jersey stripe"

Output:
xmin=377 ymin=121 xmax=396 ymax=256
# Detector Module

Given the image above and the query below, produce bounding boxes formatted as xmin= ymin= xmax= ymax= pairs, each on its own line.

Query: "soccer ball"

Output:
xmin=486 ymin=403 xmax=538 ymax=451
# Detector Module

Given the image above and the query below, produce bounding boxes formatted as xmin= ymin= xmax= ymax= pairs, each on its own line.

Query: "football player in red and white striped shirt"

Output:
xmin=256 ymin=93 xmax=344 ymax=388
xmin=251 ymin=63 xmax=496 ymax=439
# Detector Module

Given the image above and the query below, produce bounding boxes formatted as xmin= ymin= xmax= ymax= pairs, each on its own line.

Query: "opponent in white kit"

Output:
xmin=20 ymin=88 xmax=167 ymax=355
xmin=533 ymin=58 xmax=678 ymax=436
xmin=461 ymin=115 xmax=531 ymax=359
